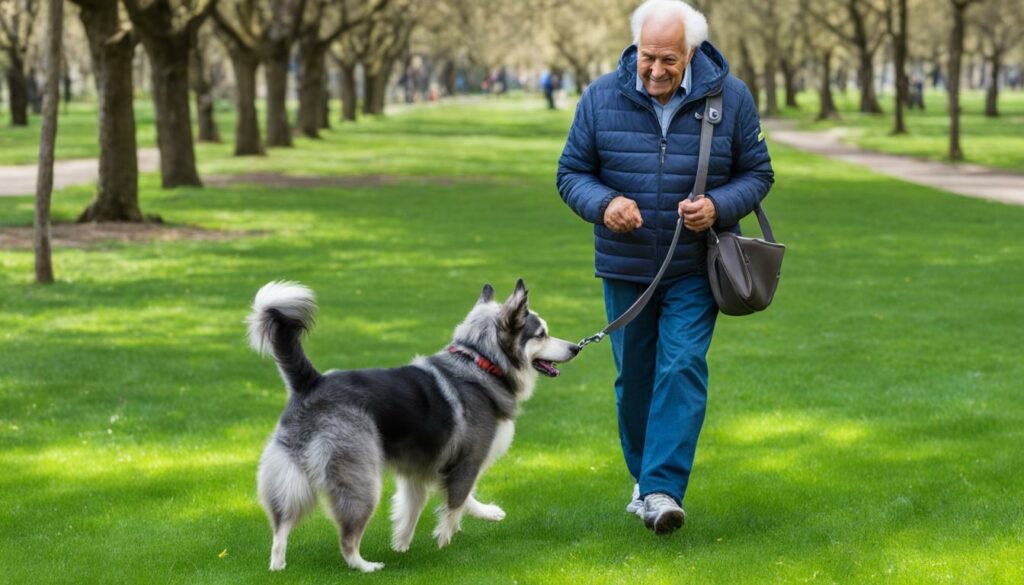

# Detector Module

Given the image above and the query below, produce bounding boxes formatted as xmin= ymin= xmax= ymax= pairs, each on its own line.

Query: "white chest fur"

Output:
xmin=483 ymin=420 xmax=515 ymax=471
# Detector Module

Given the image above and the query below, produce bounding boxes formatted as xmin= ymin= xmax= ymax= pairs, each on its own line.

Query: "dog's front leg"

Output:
xmin=433 ymin=503 xmax=466 ymax=549
xmin=466 ymin=492 xmax=506 ymax=521
xmin=434 ymin=458 xmax=483 ymax=548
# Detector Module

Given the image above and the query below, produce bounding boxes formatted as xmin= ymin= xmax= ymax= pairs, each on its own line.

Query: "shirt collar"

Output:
xmin=636 ymin=60 xmax=692 ymax=100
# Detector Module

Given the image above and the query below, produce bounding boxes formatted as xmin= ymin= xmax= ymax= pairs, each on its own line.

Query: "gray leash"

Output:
xmin=578 ymin=89 xmax=724 ymax=350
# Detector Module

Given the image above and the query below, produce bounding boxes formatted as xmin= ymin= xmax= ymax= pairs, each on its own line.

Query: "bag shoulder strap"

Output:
xmin=691 ymin=90 xmax=724 ymax=199
xmin=694 ymin=91 xmax=779 ymax=245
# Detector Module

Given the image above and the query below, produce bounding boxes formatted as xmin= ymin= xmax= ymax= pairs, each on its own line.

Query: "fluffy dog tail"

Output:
xmin=247 ymin=281 xmax=321 ymax=394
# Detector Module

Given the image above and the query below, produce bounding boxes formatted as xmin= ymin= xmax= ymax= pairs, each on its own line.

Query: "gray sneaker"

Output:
xmin=625 ymin=483 xmax=643 ymax=516
xmin=642 ymin=493 xmax=685 ymax=535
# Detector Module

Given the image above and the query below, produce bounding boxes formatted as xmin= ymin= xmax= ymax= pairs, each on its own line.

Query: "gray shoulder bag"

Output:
xmin=693 ymin=92 xmax=785 ymax=316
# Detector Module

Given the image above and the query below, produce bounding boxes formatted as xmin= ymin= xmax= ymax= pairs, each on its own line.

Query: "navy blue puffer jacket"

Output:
xmin=557 ymin=42 xmax=774 ymax=283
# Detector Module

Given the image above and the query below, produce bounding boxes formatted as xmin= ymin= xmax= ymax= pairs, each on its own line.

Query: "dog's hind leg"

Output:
xmin=326 ymin=438 xmax=385 ymax=572
xmin=391 ymin=475 xmax=429 ymax=552
xmin=258 ymin=441 xmax=316 ymax=571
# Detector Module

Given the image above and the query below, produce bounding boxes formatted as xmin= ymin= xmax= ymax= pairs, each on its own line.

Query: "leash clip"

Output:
xmin=578 ymin=332 xmax=606 ymax=349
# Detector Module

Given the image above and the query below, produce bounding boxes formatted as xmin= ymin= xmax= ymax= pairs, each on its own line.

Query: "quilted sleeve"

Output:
xmin=556 ymin=87 xmax=619 ymax=225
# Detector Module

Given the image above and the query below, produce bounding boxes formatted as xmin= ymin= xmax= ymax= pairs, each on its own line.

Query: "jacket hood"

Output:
xmin=617 ymin=41 xmax=730 ymax=106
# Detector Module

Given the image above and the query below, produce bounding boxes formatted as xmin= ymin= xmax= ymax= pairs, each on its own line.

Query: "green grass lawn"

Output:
xmin=2 ymin=99 xmax=1023 ymax=584
xmin=0 ymin=101 xmax=159 ymax=165
xmin=777 ymin=89 xmax=1024 ymax=171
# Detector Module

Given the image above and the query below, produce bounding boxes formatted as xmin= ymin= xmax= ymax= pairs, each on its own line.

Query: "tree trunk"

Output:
xmin=780 ymin=56 xmax=799 ymax=108
xmin=191 ymin=47 xmax=221 ymax=143
xmin=763 ymin=57 xmax=779 ymax=117
xmin=984 ymin=51 xmax=1001 ymax=117
xmin=373 ymin=57 xmax=398 ymax=113
xmin=297 ymin=38 xmax=326 ymax=138
xmin=339 ymin=60 xmax=357 ymax=121
xmin=573 ymin=67 xmax=589 ymax=95
xmin=228 ymin=49 xmax=264 ymax=155
xmin=738 ymin=39 xmax=760 ymax=111
xmin=363 ymin=70 xmax=382 ymax=115
xmin=265 ymin=46 xmax=293 ymax=147
xmin=857 ymin=48 xmax=882 ymax=113
xmin=6 ymin=56 xmax=29 ymax=126
xmin=892 ymin=0 xmax=908 ymax=134
xmin=35 ymin=0 xmax=62 ymax=284
xmin=441 ymin=59 xmax=456 ymax=96
xmin=948 ymin=1 xmax=970 ymax=160
xmin=146 ymin=41 xmax=202 ymax=187
xmin=817 ymin=48 xmax=840 ymax=120
xmin=77 ymin=0 xmax=143 ymax=222
xmin=320 ymin=74 xmax=330 ymax=129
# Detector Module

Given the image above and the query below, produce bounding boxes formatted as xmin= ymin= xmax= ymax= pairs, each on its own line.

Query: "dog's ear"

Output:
xmin=500 ymin=279 xmax=529 ymax=332
xmin=476 ymin=283 xmax=495 ymax=305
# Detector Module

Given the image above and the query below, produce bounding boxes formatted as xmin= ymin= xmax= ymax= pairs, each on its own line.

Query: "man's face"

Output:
xmin=637 ymin=19 xmax=693 ymax=105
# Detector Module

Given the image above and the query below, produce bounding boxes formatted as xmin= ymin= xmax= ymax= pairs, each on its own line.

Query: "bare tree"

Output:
xmin=192 ymin=23 xmax=222 ymax=143
xmin=35 ymin=0 xmax=61 ymax=284
xmin=737 ymin=38 xmax=761 ymax=111
xmin=948 ymin=0 xmax=981 ymax=160
xmin=331 ymin=33 xmax=360 ymax=122
xmin=72 ymin=0 xmax=144 ymax=222
xmin=341 ymin=2 xmax=416 ymax=116
xmin=886 ymin=0 xmax=909 ymax=133
xmin=213 ymin=0 xmax=267 ymax=155
xmin=295 ymin=0 xmax=388 ymax=138
xmin=796 ymin=11 xmax=842 ymax=120
xmin=542 ymin=0 xmax=626 ymax=94
xmin=122 ymin=0 xmax=217 ymax=188
xmin=805 ymin=0 xmax=888 ymax=114
xmin=749 ymin=0 xmax=789 ymax=117
xmin=778 ymin=29 xmax=803 ymax=109
xmin=264 ymin=0 xmax=306 ymax=147
xmin=0 ymin=0 xmax=40 ymax=126
xmin=972 ymin=0 xmax=1024 ymax=117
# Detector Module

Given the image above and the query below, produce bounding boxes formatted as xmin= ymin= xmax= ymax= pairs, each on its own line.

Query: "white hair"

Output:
xmin=631 ymin=0 xmax=708 ymax=51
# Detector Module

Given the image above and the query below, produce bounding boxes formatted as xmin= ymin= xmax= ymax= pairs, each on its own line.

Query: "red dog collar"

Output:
xmin=447 ymin=344 xmax=506 ymax=378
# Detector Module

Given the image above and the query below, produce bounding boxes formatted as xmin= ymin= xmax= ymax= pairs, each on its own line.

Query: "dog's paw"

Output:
xmin=349 ymin=559 xmax=384 ymax=573
xmin=269 ymin=559 xmax=286 ymax=571
xmin=433 ymin=523 xmax=459 ymax=549
xmin=471 ymin=502 xmax=506 ymax=522
xmin=391 ymin=535 xmax=413 ymax=553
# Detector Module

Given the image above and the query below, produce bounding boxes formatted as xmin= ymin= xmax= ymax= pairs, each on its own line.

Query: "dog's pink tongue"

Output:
xmin=533 ymin=360 xmax=560 ymax=377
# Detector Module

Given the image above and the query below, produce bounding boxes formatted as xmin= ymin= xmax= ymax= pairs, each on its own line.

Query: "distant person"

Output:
xmin=556 ymin=0 xmax=773 ymax=535
xmin=541 ymin=70 xmax=557 ymax=110
xmin=909 ymin=76 xmax=925 ymax=110
xmin=497 ymin=67 xmax=509 ymax=96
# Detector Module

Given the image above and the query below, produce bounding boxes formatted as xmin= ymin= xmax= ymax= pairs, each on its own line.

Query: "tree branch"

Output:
xmin=213 ymin=5 xmax=256 ymax=52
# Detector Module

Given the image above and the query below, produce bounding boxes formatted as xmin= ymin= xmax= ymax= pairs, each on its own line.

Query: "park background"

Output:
xmin=1 ymin=0 xmax=1023 ymax=583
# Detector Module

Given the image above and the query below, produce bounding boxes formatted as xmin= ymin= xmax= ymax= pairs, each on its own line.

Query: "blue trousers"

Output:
xmin=603 ymin=274 xmax=718 ymax=505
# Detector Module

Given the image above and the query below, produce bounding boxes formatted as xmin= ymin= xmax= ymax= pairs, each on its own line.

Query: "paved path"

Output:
xmin=4 ymin=117 xmax=1021 ymax=205
xmin=0 ymin=149 xmax=160 ymax=197
xmin=765 ymin=119 xmax=1024 ymax=206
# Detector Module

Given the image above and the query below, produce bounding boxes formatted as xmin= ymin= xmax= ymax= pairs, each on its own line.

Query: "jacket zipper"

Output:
xmin=656 ymin=136 xmax=667 ymax=276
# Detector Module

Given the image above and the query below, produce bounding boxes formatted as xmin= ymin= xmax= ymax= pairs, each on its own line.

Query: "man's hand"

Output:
xmin=679 ymin=195 xmax=717 ymax=232
xmin=604 ymin=196 xmax=643 ymax=233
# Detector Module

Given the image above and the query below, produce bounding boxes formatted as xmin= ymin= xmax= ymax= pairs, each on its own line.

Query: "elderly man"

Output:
xmin=557 ymin=0 xmax=773 ymax=534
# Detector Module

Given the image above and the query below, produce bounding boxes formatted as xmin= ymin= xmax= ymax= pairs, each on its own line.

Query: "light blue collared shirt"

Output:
xmin=637 ymin=61 xmax=692 ymax=137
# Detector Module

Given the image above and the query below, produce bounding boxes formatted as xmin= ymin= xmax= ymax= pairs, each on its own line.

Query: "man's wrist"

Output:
xmin=599 ymin=193 xmax=622 ymax=221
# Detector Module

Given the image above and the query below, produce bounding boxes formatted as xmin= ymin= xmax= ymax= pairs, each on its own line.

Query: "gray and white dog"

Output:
xmin=246 ymin=279 xmax=579 ymax=572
